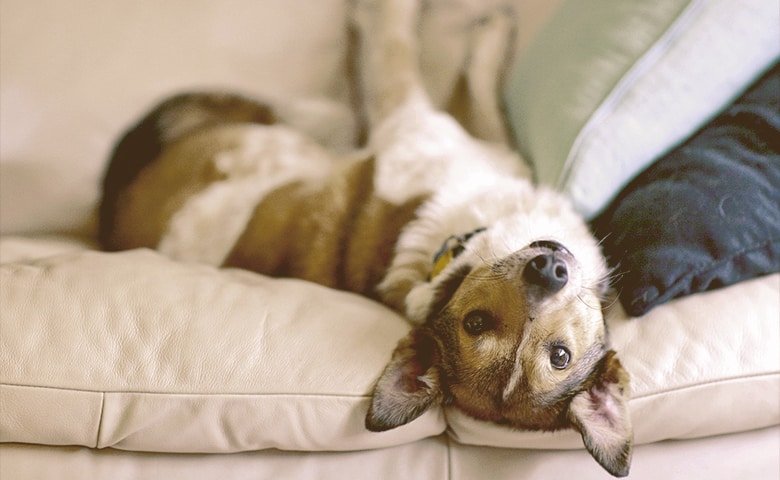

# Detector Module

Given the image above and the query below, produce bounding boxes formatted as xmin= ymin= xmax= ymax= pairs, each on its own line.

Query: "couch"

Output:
xmin=1 ymin=0 xmax=778 ymax=478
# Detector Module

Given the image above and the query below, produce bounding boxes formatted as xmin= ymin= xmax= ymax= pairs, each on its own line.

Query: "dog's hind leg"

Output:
xmin=354 ymin=0 xmax=431 ymax=128
xmin=463 ymin=8 xmax=515 ymax=145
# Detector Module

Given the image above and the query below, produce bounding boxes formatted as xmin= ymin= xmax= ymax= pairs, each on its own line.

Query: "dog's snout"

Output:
xmin=523 ymin=252 xmax=568 ymax=293
xmin=529 ymin=240 xmax=567 ymax=253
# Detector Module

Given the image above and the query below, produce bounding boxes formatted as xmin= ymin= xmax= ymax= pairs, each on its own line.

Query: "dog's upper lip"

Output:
xmin=527 ymin=240 xmax=572 ymax=257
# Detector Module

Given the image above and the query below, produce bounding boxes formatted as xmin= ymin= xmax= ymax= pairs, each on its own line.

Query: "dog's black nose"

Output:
xmin=523 ymin=253 xmax=568 ymax=293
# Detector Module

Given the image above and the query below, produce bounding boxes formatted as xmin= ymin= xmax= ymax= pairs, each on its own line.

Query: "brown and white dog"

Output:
xmin=99 ymin=0 xmax=632 ymax=476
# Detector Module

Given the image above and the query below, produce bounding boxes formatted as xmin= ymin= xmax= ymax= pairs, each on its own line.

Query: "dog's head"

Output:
xmin=368 ymin=234 xmax=632 ymax=477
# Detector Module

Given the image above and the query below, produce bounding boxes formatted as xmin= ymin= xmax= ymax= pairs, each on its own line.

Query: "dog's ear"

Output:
xmin=365 ymin=327 xmax=442 ymax=431
xmin=567 ymin=350 xmax=633 ymax=478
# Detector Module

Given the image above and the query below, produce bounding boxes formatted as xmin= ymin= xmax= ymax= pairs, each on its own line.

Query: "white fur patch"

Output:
xmin=501 ymin=338 xmax=527 ymax=402
xmin=370 ymin=102 xmax=526 ymax=206
xmin=405 ymin=281 xmax=438 ymax=323
xmin=380 ymin=167 xmax=608 ymax=321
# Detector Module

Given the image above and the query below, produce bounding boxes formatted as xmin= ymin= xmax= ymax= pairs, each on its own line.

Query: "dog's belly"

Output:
xmin=112 ymin=123 xmax=427 ymax=298
xmin=112 ymin=124 xmax=334 ymax=262
xmin=224 ymin=156 xmax=426 ymax=298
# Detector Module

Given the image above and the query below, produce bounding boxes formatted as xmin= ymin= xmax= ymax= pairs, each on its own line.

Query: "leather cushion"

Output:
xmin=1 ymin=241 xmax=777 ymax=453
xmin=0 ymin=247 xmax=444 ymax=453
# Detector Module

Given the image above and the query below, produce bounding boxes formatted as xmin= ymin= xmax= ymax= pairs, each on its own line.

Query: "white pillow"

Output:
xmin=0 ymin=247 xmax=444 ymax=452
xmin=503 ymin=0 xmax=779 ymax=218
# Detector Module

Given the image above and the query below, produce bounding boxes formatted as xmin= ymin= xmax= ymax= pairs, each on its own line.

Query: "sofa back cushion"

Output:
xmin=0 ymin=0 xmax=354 ymax=236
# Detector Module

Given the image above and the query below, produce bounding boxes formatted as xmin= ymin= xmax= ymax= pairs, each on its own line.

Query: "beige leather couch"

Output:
xmin=1 ymin=1 xmax=778 ymax=478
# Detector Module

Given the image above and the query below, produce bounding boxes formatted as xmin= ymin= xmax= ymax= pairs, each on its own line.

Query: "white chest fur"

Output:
xmin=370 ymin=101 xmax=528 ymax=205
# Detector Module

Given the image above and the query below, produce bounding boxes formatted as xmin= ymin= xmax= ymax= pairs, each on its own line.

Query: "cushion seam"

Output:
xmin=0 ymin=383 xmax=370 ymax=399
xmin=630 ymin=236 xmax=780 ymax=308
xmin=630 ymin=371 xmax=780 ymax=402
xmin=95 ymin=392 xmax=105 ymax=449
xmin=5 ymin=372 xmax=777 ymax=402
xmin=559 ymin=0 xmax=705 ymax=192
xmin=445 ymin=432 xmax=452 ymax=480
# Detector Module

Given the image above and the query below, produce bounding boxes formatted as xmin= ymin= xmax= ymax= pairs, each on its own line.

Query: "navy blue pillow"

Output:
xmin=593 ymin=62 xmax=780 ymax=317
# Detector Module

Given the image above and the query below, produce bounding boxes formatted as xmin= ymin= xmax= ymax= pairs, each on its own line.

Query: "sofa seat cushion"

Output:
xmin=2 ymin=428 xmax=779 ymax=480
xmin=1 ymin=238 xmax=778 ymax=454
xmin=0 ymin=235 xmax=96 ymax=263
xmin=0 ymin=247 xmax=444 ymax=453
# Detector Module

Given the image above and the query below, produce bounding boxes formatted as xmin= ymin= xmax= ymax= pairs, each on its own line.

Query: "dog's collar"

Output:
xmin=430 ymin=227 xmax=486 ymax=280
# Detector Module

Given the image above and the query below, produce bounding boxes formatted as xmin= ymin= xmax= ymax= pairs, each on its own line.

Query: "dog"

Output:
xmin=98 ymin=0 xmax=632 ymax=476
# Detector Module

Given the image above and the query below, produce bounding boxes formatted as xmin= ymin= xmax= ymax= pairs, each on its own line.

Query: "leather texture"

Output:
xmin=1 ymin=240 xmax=778 ymax=453
xmin=0 ymin=246 xmax=444 ymax=452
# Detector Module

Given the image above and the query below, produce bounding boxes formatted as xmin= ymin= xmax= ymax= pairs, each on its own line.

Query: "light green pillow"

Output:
xmin=504 ymin=0 xmax=779 ymax=218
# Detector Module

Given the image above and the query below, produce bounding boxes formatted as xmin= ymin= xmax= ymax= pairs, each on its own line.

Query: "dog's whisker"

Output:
xmin=576 ymin=293 xmax=603 ymax=311
xmin=595 ymin=231 xmax=613 ymax=247
xmin=601 ymin=292 xmax=622 ymax=311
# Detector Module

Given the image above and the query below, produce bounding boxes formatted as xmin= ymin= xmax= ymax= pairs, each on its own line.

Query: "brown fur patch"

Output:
xmin=343 ymin=194 xmax=427 ymax=297
xmin=100 ymin=92 xmax=275 ymax=248
xmin=224 ymin=157 xmax=426 ymax=296
xmin=108 ymin=136 xmax=228 ymax=251
xmin=221 ymin=181 xmax=307 ymax=276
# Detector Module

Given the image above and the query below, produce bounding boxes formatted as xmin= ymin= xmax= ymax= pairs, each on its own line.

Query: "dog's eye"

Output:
xmin=463 ymin=310 xmax=494 ymax=335
xmin=550 ymin=346 xmax=571 ymax=369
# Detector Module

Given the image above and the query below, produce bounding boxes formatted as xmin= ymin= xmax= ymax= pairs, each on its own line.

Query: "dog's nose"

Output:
xmin=523 ymin=252 xmax=568 ymax=293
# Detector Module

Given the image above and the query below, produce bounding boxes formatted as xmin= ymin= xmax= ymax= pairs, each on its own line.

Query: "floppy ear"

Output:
xmin=568 ymin=350 xmax=633 ymax=478
xmin=365 ymin=328 xmax=443 ymax=431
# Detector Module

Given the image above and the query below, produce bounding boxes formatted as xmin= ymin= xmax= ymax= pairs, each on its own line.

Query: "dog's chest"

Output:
xmin=369 ymin=105 xmax=524 ymax=206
